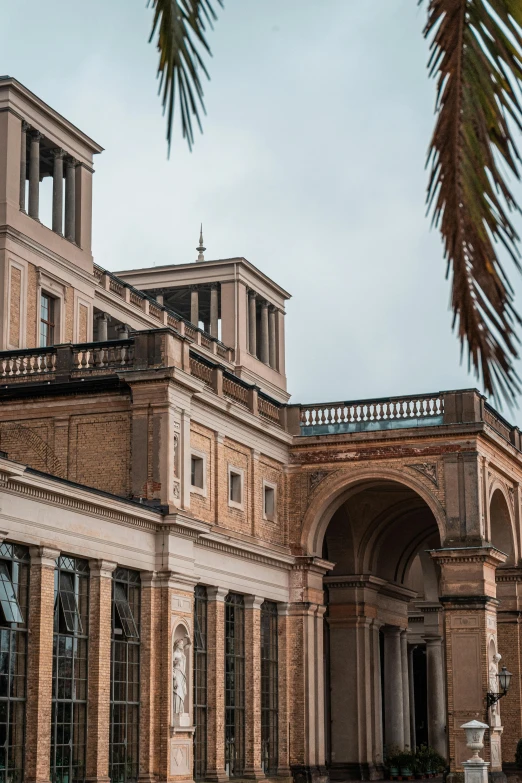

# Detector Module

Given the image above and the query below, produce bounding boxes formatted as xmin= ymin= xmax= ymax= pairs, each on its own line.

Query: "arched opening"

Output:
xmin=318 ymin=478 xmax=445 ymax=780
xmin=490 ymin=488 xmax=516 ymax=565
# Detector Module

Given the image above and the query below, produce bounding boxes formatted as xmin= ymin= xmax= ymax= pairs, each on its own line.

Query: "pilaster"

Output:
xmin=139 ymin=571 xmax=160 ymax=783
xmin=276 ymin=603 xmax=292 ymax=779
xmin=25 ymin=545 xmax=60 ymax=783
xmin=244 ymin=595 xmax=265 ymax=779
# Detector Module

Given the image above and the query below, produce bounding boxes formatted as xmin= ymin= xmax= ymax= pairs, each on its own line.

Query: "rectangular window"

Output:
xmin=51 ymin=556 xmax=89 ymax=783
xmin=225 ymin=593 xmax=245 ymax=778
xmin=193 ymin=586 xmax=207 ymax=781
xmin=261 ymin=601 xmax=279 ymax=775
xmin=110 ymin=568 xmax=140 ymax=783
xmin=228 ymin=468 xmax=243 ymax=508
xmin=191 ymin=455 xmax=204 ymax=491
xmin=263 ymin=484 xmax=276 ymax=522
xmin=40 ymin=292 xmax=56 ymax=347
xmin=0 ymin=543 xmax=29 ymax=783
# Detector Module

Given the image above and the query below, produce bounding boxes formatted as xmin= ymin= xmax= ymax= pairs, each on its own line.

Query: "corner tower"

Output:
xmin=0 ymin=76 xmax=103 ymax=349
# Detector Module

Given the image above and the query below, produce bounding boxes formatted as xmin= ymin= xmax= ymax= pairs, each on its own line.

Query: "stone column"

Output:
xmin=116 ymin=324 xmax=129 ymax=339
xmin=401 ymin=631 xmax=411 ymax=748
xmin=408 ymin=646 xmax=417 ymax=751
xmin=210 ymin=284 xmax=219 ymax=338
xmin=52 ymin=149 xmax=64 ymax=235
xmin=206 ymin=587 xmax=228 ymax=782
xmin=248 ymin=291 xmax=257 ymax=356
xmin=19 ymin=121 xmax=29 ymax=211
xmin=426 ymin=637 xmax=446 ymax=758
xmin=25 ymin=545 xmax=60 ymax=783
xmin=95 ymin=313 xmax=110 ymax=342
xmin=156 ymin=293 xmax=164 ymax=306
xmin=244 ymin=595 xmax=265 ymax=779
xmin=139 ymin=572 xmax=159 ymax=783
xmin=383 ymin=626 xmax=405 ymax=749
xmin=268 ymin=307 xmax=277 ymax=369
xmin=190 ymin=286 xmax=199 ymax=326
xmin=86 ymin=560 xmax=117 ymax=783
xmin=28 ymin=130 xmax=41 ymax=220
xmin=260 ymin=301 xmax=269 ymax=365
xmin=65 ymin=157 xmax=77 ymax=242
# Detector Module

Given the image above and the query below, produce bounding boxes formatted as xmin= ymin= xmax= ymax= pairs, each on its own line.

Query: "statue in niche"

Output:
xmin=173 ymin=636 xmax=189 ymax=714
xmin=489 ymin=652 xmax=502 ymax=722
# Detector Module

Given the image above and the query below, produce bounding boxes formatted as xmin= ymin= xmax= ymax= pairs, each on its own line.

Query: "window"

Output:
xmin=225 ymin=593 xmax=245 ymax=778
xmin=0 ymin=542 xmax=29 ymax=783
xmin=263 ymin=483 xmax=276 ymax=522
xmin=40 ymin=292 xmax=56 ymax=347
xmin=261 ymin=602 xmax=278 ymax=775
xmin=110 ymin=568 xmax=140 ymax=783
xmin=228 ymin=467 xmax=244 ymax=508
xmin=193 ymin=586 xmax=207 ymax=781
xmin=51 ymin=556 xmax=89 ymax=783
xmin=191 ymin=453 xmax=206 ymax=495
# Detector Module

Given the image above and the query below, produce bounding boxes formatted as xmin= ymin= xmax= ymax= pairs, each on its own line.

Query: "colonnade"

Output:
xmin=190 ymin=284 xmax=219 ymax=337
xmin=19 ymin=120 xmax=79 ymax=242
xmin=248 ymin=289 xmax=278 ymax=369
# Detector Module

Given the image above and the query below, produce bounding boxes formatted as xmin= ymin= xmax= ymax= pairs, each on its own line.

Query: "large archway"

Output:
xmin=316 ymin=478 xmax=444 ymax=781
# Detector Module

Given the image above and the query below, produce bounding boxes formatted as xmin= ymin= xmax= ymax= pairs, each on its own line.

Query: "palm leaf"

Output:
xmin=423 ymin=0 xmax=522 ymax=404
xmin=149 ymin=0 xmax=223 ymax=152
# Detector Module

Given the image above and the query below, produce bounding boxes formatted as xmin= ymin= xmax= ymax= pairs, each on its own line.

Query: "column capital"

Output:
xmin=30 ymin=545 xmax=60 ymax=567
xmin=244 ymin=595 xmax=264 ymax=611
xmin=189 ymin=284 xmax=200 ymax=291
xmin=65 ymin=156 xmax=79 ymax=169
xmin=248 ymin=289 xmax=257 ymax=299
xmin=207 ymin=585 xmax=228 ymax=603
xmin=21 ymin=120 xmax=31 ymax=132
xmin=0 ymin=531 xmax=9 ymax=545
xmin=89 ymin=559 xmax=117 ymax=578
xmin=155 ymin=570 xmax=198 ymax=592
xmin=51 ymin=147 xmax=65 ymax=160
xmin=30 ymin=130 xmax=42 ymax=142
xmin=94 ymin=311 xmax=111 ymax=323
xmin=277 ymin=602 xmax=290 ymax=616
xmin=209 ymin=282 xmax=219 ymax=290
xmin=383 ymin=624 xmax=402 ymax=637
xmin=260 ymin=299 xmax=269 ymax=309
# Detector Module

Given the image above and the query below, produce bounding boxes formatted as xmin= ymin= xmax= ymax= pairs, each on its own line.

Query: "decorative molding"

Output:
xmin=407 ymin=462 xmax=438 ymax=487
xmin=308 ymin=470 xmax=330 ymax=493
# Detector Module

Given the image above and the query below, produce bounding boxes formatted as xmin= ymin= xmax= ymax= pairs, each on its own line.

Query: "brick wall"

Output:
xmin=68 ymin=413 xmax=131 ymax=496
xmin=26 ymin=262 xmax=37 ymax=347
xmin=190 ymin=423 xmax=214 ymax=524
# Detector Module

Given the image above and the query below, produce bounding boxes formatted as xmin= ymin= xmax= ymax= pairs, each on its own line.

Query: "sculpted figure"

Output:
xmin=173 ymin=637 xmax=188 ymax=714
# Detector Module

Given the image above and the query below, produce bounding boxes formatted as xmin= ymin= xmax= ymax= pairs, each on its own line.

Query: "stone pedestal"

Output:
xmin=462 ymin=760 xmax=489 ymax=783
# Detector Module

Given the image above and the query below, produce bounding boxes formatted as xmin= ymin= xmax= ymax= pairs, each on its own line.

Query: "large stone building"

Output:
xmin=0 ymin=75 xmax=522 ymax=783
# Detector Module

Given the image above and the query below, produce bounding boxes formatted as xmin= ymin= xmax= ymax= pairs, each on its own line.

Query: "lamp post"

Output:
xmin=486 ymin=665 xmax=513 ymax=711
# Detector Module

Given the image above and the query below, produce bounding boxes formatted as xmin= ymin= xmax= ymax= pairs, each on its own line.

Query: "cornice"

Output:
xmin=0 ymin=465 xmax=161 ymax=532
xmin=0 ymin=225 xmax=96 ymax=288
xmin=195 ymin=534 xmax=295 ymax=570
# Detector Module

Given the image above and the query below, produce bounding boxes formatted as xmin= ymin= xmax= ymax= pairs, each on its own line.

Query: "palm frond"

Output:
xmin=423 ymin=0 xmax=522 ymax=404
xmin=149 ymin=0 xmax=223 ymax=152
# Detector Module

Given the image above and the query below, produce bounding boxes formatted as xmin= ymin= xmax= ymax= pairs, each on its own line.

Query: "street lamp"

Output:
xmin=486 ymin=665 xmax=513 ymax=710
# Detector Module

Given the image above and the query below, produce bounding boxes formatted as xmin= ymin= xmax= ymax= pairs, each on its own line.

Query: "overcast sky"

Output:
xmin=3 ymin=1 xmax=522 ymax=420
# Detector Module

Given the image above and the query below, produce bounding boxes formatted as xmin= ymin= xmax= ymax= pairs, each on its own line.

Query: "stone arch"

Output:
xmin=489 ymin=482 xmax=516 ymax=565
xmin=301 ymin=465 xmax=447 ymax=557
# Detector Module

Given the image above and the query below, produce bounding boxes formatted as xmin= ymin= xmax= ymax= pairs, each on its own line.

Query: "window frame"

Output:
xmin=262 ymin=480 xmax=277 ymax=522
xmin=110 ymin=567 xmax=141 ymax=783
xmin=260 ymin=601 xmax=279 ymax=776
xmin=0 ymin=542 xmax=29 ymax=783
xmin=224 ymin=593 xmax=245 ymax=778
xmin=40 ymin=291 xmax=57 ymax=347
xmin=228 ymin=466 xmax=244 ymax=510
xmin=190 ymin=450 xmax=207 ymax=497
xmin=51 ymin=555 xmax=89 ymax=783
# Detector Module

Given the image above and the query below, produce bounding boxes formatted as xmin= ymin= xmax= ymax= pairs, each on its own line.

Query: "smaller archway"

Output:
xmin=489 ymin=487 xmax=516 ymax=565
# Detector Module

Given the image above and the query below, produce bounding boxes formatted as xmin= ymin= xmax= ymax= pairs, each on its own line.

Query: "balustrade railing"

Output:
xmin=299 ymin=393 xmax=444 ymax=429
xmin=93 ymin=265 xmax=233 ymax=364
xmin=223 ymin=376 xmax=250 ymax=409
xmin=71 ymin=340 xmax=134 ymax=372
xmin=190 ymin=356 xmax=214 ymax=388
xmin=0 ymin=347 xmax=56 ymax=378
xmin=259 ymin=395 xmax=280 ymax=424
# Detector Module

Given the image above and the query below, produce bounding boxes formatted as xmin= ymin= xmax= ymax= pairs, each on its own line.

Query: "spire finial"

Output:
xmin=196 ymin=223 xmax=206 ymax=262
